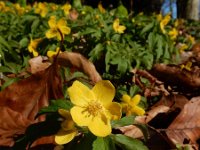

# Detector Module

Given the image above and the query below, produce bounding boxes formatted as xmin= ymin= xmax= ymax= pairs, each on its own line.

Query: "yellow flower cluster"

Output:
xmin=55 ymin=80 xmax=145 ymax=145
xmin=34 ymin=2 xmax=48 ymax=17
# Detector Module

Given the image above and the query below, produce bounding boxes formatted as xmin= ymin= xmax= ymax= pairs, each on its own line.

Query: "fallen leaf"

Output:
xmin=166 ymin=96 xmax=200 ymax=150
xmin=0 ymin=63 xmax=63 ymax=146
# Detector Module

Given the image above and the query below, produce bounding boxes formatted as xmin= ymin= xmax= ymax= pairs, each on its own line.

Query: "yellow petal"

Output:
xmin=46 ymin=29 xmax=57 ymax=39
xmin=68 ymin=80 xmax=95 ymax=106
xmin=122 ymin=94 xmax=131 ymax=103
xmin=57 ymin=18 xmax=67 ymax=27
xmin=70 ymin=106 xmax=92 ymax=126
xmin=59 ymin=26 xmax=71 ymax=35
xmin=131 ymin=106 xmax=145 ymax=116
xmin=48 ymin=16 xmax=57 ymax=28
xmin=92 ymin=80 xmax=115 ymax=107
xmin=117 ymin=26 xmax=126 ymax=33
xmin=113 ymin=19 xmax=119 ymax=32
xmin=47 ymin=50 xmax=56 ymax=58
xmin=106 ymin=102 xmax=121 ymax=120
xmin=33 ymin=50 xmax=39 ymax=57
xmin=88 ymin=116 xmax=111 ymax=137
xmin=55 ymin=129 xmax=77 ymax=145
xmin=131 ymin=94 xmax=141 ymax=105
xmin=28 ymin=45 xmax=34 ymax=53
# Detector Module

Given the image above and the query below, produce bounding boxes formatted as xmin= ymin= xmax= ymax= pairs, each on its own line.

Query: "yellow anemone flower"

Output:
xmin=168 ymin=28 xmax=178 ymax=40
xmin=62 ymin=3 xmax=71 ymax=15
xmin=179 ymin=43 xmax=188 ymax=53
xmin=180 ymin=61 xmax=192 ymax=71
xmin=46 ymin=16 xmax=71 ymax=41
xmin=35 ymin=2 xmax=48 ymax=17
xmin=28 ymin=38 xmax=42 ymax=57
xmin=160 ymin=14 xmax=171 ymax=34
xmin=98 ymin=2 xmax=106 ymax=13
xmin=121 ymin=94 xmax=145 ymax=116
xmin=113 ymin=18 xmax=126 ymax=34
xmin=14 ymin=3 xmax=25 ymax=15
xmin=47 ymin=47 xmax=61 ymax=58
xmin=55 ymin=109 xmax=78 ymax=145
xmin=0 ymin=1 xmax=5 ymax=11
xmin=68 ymin=80 xmax=122 ymax=137
xmin=187 ymin=35 xmax=195 ymax=44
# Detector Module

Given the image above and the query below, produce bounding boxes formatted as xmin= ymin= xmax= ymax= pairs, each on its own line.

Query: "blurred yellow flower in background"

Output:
xmin=62 ymin=3 xmax=71 ymax=15
xmin=68 ymin=80 xmax=121 ymax=137
xmin=14 ymin=3 xmax=25 ymax=15
xmin=180 ymin=61 xmax=192 ymax=71
xmin=28 ymin=38 xmax=42 ymax=57
xmin=187 ymin=35 xmax=195 ymax=44
xmin=98 ymin=2 xmax=106 ymax=13
xmin=113 ymin=18 xmax=126 ymax=34
xmin=35 ymin=2 xmax=48 ymax=17
xmin=55 ymin=109 xmax=78 ymax=145
xmin=160 ymin=14 xmax=171 ymax=34
xmin=121 ymin=94 xmax=145 ymax=116
xmin=168 ymin=28 xmax=178 ymax=40
xmin=46 ymin=16 xmax=71 ymax=41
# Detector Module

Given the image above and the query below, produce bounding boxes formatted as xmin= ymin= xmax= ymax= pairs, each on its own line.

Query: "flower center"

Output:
xmin=86 ymin=101 xmax=103 ymax=117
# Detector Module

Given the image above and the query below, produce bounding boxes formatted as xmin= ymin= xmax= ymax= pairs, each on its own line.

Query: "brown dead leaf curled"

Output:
xmin=0 ymin=63 xmax=63 ymax=146
xmin=166 ymin=96 xmax=200 ymax=149
xmin=57 ymin=51 xmax=102 ymax=83
xmin=28 ymin=56 xmax=51 ymax=74
xmin=119 ymin=105 xmax=170 ymax=138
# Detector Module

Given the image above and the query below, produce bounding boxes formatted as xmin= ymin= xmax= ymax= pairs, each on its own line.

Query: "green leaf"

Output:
xmin=115 ymin=4 xmax=128 ymax=18
xmin=89 ymin=43 xmax=104 ymax=61
xmin=93 ymin=136 xmax=116 ymax=150
xmin=117 ymin=61 xmax=127 ymax=74
xmin=140 ymin=22 xmax=154 ymax=36
xmin=0 ymin=66 xmax=12 ymax=73
xmin=112 ymin=116 xmax=135 ymax=128
xmin=19 ymin=37 xmax=29 ymax=48
xmin=31 ymin=19 xmax=40 ymax=33
xmin=0 ymin=36 xmax=11 ymax=50
xmin=36 ymin=99 xmax=73 ymax=117
xmin=111 ymin=134 xmax=149 ymax=150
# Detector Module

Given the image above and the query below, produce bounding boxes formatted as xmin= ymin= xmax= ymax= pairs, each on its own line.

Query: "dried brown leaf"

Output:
xmin=57 ymin=51 xmax=102 ymax=83
xmin=0 ymin=63 xmax=63 ymax=146
xmin=166 ymin=96 xmax=200 ymax=149
xmin=119 ymin=105 xmax=170 ymax=138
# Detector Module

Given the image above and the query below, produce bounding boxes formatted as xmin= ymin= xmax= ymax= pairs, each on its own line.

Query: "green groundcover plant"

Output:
xmin=0 ymin=0 xmax=198 ymax=149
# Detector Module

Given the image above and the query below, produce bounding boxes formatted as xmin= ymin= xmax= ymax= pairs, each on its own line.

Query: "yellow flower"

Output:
xmin=68 ymin=80 xmax=121 ymax=137
xmin=35 ymin=2 xmax=48 ymax=17
xmin=168 ymin=28 xmax=178 ymax=40
xmin=179 ymin=43 xmax=188 ymax=53
xmin=62 ymin=3 xmax=71 ymax=15
xmin=0 ymin=1 xmax=5 ymax=11
xmin=14 ymin=3 xmax=25 ymax=15
xmin=55 ymin=109 xmax=78 ymax=145
xmin=28 ymin=38 xmax=42 ymax=57
xmin=113 ymin=18 xmax=126 ymax=34
xmin=98 ymin=2 xmax=106 ymax=13
xmin=47 ymin=47 xmax=61 ymax=58
xmin=121 ymin=94 xmax=145 ymax=116
xmin=46 ymin=16 xmax=71 ymax=41
xmin=50 ymin=3 xmax=58 ymax=11
xmin=156 ymin=14 xmax=162 ymax=21
xmin=187 ymin=35 xmax=195 ymax=44
xmin=160 ymin=14 xmax=171 ymax=34
xmin=180 ymin=61 xmax=192 ymax=71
